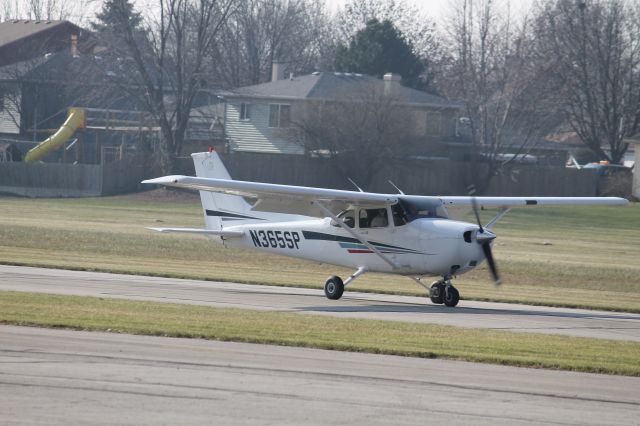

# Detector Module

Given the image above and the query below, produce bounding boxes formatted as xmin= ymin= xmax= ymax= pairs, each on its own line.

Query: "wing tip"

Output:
xmin=141 ymin=175 xmax=185 ymax=185
xmin=146 ymin=227 xmax=168 ymax=232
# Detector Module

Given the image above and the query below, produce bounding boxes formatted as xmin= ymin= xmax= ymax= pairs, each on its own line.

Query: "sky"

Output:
xmin=0 ymin=0 xmax=463 ymax=25
xmin=2 ymin=0 xmax=535 ymax=28
xmin=325 ymin=0 xmax=449 ymax=17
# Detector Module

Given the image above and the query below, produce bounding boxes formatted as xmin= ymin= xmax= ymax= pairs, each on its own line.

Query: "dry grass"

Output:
xmin=2 ymin=291 xmax=639 ymax=376
xmin=1 ymin=193 xmax=639 ymax=311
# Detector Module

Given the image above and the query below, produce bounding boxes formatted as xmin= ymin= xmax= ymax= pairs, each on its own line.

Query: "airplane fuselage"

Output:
xmin=220 ymin=217 xmax=485 ymax=277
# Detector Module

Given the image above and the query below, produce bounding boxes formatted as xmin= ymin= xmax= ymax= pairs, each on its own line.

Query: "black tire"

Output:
xmin=429 ymin=282 xmax=445 ymax=304
xmin=443 ymin=286 xmax=460 ymax=307
xmin=324 ymin=276 xmax=344 ymax=300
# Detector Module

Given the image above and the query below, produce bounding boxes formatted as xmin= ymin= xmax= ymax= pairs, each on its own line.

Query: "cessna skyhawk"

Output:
xmin=142 ymin=151 xmax=628 ymax=307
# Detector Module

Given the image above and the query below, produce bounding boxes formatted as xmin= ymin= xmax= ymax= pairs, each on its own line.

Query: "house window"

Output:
xmin=269 ymin=104 xmax=291 ymax=128
xmin=239 ymin=103 xmax=251 ymax=120
xmin=425 ymin=111 xmax=442 ymax=136
xmin=413 ymin=110 xmax=427 ymax=136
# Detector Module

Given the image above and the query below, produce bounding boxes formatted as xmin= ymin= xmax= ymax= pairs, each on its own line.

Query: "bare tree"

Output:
xmin=0 ymin=0 xmax=19 ymax=20
xmin=292 ymin=88 xmax=415 ymax=187
xmin=438 ymin=0 xmax=559 ymax=193
xmin=27 ymin=0 xmax=66 ymax=20
xmin=104 ymin=0 xmax=236 ymax=172
xmin=0 ymin=0 xmax=95 ymax=22
xmin=533 ymin=0 xmax=640 ymax=164
xmin=209 ymin=0 xmax=331 ymax=88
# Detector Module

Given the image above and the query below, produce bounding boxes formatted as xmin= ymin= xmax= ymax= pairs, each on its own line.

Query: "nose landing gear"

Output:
xmin=429 ymin=279 xmax=460 ymax=307
xmin=443 ymin=285 xmax=460 ymax=307
xmin=429 ymin=282 xmax=445 ymax=304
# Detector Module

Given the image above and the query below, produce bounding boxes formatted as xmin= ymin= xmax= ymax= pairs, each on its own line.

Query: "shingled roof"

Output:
xmin=226 ymin=72 xmax=458 ymax=108
xmin=0 ymin=20 xmax=81 ymax=66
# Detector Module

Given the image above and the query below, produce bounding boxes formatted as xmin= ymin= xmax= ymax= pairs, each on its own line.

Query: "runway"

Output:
xmin=1 ymin=265 xmax=640 ymax=341
xmin=1 ymin=325 xmax=639 ymax=425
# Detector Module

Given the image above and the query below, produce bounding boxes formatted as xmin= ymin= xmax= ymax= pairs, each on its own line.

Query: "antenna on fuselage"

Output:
xmin=347 ymin=177 xmax=364 ymax=192
xmin=387 ymin=180 xmax=405 ymax=195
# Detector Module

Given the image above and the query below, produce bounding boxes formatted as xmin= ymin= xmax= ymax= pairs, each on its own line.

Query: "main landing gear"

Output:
xmin=429 ymin=279 xmax=460 ymax=307
xmin=324 ymin=276 xmax=344 ymax=300
xmin=324 ymin=267 xmax=367 ymax=300
xmin=323 ymin=268 xmax=460 ymax=308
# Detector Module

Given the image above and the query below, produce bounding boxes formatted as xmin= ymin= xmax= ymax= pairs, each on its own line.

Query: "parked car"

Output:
xmin=582 ymin=160 xmax=632 ymax=177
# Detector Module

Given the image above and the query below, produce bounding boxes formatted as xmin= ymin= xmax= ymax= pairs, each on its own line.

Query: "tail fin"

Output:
xmin=191 ymin=151 xmax=252 ymax=230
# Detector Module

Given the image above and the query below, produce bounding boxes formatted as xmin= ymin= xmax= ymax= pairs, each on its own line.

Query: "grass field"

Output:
xmin=2 ymin=291 xmax=638 ymax=376
xmin=1 ymin=192 xmax=639 ymax=312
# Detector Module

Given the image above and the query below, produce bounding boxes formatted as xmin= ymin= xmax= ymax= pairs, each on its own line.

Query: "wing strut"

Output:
xmin=485 ymin=208 xmax=511 ymax=230
xmin=409 ymin=276 xmax=431 ymax=291
xmin=313 ymin=200 xmax=400 ymax=270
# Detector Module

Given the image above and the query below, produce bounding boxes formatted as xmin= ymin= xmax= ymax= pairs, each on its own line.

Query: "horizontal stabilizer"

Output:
xmin=146 ymin=227 xmax=244 ymax=237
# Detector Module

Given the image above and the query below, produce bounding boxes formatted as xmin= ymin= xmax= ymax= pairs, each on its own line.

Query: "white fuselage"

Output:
xmin=219 ymin=217 xmax=485 ymax=277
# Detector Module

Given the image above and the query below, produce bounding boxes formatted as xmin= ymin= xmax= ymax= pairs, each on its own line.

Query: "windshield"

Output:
xmin=395 ymin=197 xmax=448 ymax=223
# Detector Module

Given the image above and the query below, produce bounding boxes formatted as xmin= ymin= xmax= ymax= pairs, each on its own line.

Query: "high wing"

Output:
xmin=142 ymin=175 xmax=628 ymax=216
xmin=141 ymin=175 xmax=399 ymax=216
xmin=440 ymin=196 xmax=628 ymax=208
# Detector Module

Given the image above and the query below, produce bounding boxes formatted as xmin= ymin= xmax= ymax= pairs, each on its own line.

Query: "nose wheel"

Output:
xmin=443 ymin=286 xmax=460 ymax=307
xmin=429 ymin=282 xmax=445 ymax=304
xmin=429 ymin=280 xmax=460 ymax=307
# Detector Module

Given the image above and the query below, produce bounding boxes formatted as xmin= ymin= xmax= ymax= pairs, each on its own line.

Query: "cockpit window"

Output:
xmin=359 ymin=208 xmax=389 ymax=228
xmin=331 ymin=209 xmax=355 ymax=228
xmin=395 ymin=198 xmax=448 ymax=222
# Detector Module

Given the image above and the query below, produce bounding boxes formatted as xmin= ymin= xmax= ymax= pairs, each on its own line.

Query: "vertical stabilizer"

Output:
xmin=191 ymin=151 xmax=252 ymax=230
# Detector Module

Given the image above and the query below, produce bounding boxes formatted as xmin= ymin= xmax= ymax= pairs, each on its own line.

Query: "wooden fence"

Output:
xmin=213 ymin=152 xmax=602 ymax=197
xmin=0 ymin=157 xmax=153 ymax=197
xmin=0 ymin=152 xmax=611 ymax=198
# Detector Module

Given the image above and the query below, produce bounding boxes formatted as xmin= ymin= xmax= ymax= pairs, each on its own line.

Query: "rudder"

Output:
xmin=191 ymin=151 xmax=252 ymax=230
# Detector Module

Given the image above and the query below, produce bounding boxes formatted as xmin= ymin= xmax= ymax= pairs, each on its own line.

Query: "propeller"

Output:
xmin=467 ymin=185 xmax=501 ymax=285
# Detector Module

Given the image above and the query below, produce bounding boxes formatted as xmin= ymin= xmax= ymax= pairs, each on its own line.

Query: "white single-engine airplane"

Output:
xmin=142 ymin=151 xmax=628 ymax=307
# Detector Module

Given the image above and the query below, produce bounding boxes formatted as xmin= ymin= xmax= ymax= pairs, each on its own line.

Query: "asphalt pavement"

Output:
xmin=1 ymin=265 xmax=639 ymax=341
xmin=1 ymin=325 xmax=639 ymax=425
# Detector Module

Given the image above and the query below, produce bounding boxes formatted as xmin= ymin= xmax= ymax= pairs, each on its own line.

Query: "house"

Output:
xmin=0 ymin=20 xmax=82 ymax=137
xmin=0 ymin=20 xmax=81 ymax=67
xmin=220 ymin=67 xmax=461 ymax=155
xmin=0 ymin=20 xmax=161 ymax=164
xmin=0 ymin=19 xmax=227 ymax=165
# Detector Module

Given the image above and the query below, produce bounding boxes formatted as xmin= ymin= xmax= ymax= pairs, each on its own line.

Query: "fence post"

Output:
xmin=625 ymin=137 xmax=640 ymax=199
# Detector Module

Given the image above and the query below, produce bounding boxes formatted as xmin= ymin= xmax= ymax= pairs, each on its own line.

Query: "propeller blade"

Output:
xmin=481 ymin=242 xmax=501 ymax=286
xmin=468 ymin=185 xmax=500 ymax=285
xmin=467 ymin=185 xmax=484 ymax=233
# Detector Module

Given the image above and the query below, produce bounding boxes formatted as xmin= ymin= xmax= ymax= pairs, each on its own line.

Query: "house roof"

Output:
xmin=225 ymin=72 xmax=459 ymax=109
xmin=0 ymin=20 xmax=81 ymax=66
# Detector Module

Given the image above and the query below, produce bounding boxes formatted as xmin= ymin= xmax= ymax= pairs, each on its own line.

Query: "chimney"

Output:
xmin=271 ymin=61 xmax=285 ymax=82
xmin=70 ymin=34 xmax=78 ymax=57
xmin=383 ymin=73 xmax=401 ymax=96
